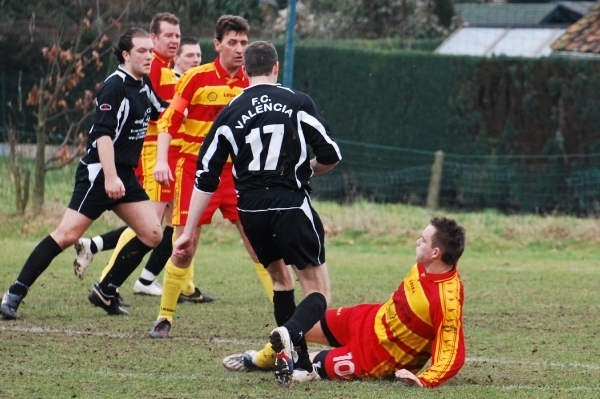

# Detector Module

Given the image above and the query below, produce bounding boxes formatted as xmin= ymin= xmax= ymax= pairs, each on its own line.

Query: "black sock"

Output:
xmin=89 ymin=240 xmax=98 ymax=254
xmin=273 ymin=290 xmax=296 ymax=327
xmin=9 ymin=235 xmax=63 ymax=297
xmin=99 ymin=226 xmax=128 ymax=252
xmin=284 ymin=292 xmax=327 ymax=344
xmin=295 ymin=338 xmax=313 ymax=372
xmin=99 ymin=236 xmax=153 ymax=295
xmin=142 ymin=226 xmax=173 ymax=276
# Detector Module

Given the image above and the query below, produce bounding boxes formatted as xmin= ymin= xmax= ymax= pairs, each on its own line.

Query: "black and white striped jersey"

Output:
xmin=81 ymin=66 xmax=167 ymax=168
xmin=195 ymin=83 xmax=342 ymax=195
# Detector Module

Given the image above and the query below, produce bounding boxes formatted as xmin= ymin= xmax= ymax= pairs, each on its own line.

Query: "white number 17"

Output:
xmin=245 ymin=124 xmax=285 ymax=171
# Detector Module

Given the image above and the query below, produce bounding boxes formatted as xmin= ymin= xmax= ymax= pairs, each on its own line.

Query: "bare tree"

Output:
xmin=25 ymin=2 xmax=130 ymax=213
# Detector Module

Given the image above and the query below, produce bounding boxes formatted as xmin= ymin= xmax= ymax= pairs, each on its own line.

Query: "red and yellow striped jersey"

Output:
xmin=374 ymin=263 xmax=465 ymax=387
xmin=146 ymin=51 xmax=183 ymax=146
xmin=157 ymin=57 xmax=248 ymax=160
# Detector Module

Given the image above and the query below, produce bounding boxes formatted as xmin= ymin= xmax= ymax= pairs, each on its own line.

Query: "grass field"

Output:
xmin=1 ymin=197 xmax=600 ymax=398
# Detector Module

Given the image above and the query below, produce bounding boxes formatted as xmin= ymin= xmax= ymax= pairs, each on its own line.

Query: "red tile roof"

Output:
xmin=552 ymin=2 xmax=600 ymax=53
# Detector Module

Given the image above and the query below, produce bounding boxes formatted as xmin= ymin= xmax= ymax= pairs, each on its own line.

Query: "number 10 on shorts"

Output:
xmin=333 ymin=352 xmax=355 ymax=377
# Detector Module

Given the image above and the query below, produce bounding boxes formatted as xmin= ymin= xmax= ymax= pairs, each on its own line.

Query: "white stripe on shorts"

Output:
xmin=77 ymin=163 xmax=103 ymax=213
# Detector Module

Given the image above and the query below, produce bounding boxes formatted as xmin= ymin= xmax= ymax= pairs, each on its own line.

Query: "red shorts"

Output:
xmin=173 ymin=158 xmax=238 ymax=226
xmin=322 ymin=305 xmax=397 ymax=380
xmin=136 ymin=143 xmax=180 ymax=202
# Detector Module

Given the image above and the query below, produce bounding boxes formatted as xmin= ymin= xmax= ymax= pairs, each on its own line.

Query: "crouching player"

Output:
xmin=224 ymin=217 xmax=466 ymax=387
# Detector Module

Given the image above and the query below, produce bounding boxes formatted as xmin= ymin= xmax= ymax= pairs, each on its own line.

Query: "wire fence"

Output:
xmin=311 ymin=139 xmax=600 ymax=216
xmin=3 ymin=135 xmax=600 ymax=216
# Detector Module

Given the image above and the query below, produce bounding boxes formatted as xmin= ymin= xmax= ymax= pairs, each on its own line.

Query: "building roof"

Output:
xmin=551 ymin=2 xmax=600 ymax=54
xmin=456 ymin=2 xmax=595 ymax=27
xmin=435 ymin=26 xmax=565 ymax=58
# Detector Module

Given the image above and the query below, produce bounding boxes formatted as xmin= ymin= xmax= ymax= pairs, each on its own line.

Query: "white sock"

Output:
xmin=140 ymin=269 xmax=157 ymax=282
xmin=92 ymin=236 xmax=104 ymax=252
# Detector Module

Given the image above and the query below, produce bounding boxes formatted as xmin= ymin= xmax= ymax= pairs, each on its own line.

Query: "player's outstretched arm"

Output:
xmin=172 ymin=189 xmax=212 ymax=266
xmin=395 ymin=369 xmax=424 ymax=387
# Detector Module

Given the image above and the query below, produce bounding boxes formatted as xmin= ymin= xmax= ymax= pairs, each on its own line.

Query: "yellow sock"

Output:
xmin=254 ymin=262 xmax=274 ymax=303
xmin=181 ymin=259 xmax=195 ymax=296
xmin=99 ymin=227 xmax=137 ymax=282
xmin=158 ymin=260 xmax=187 ymax=323
xmin=255 ymin=341 xmax=277 ymax=369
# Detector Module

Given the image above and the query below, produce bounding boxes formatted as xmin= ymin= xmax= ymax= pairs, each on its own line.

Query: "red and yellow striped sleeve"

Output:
xmin=147 ymin=52 xmax=180 ymax=143
xmin=417 ymin=276 xmax=465 ymax=387
xmin=374 ymin=264 xmax=465 ymax=387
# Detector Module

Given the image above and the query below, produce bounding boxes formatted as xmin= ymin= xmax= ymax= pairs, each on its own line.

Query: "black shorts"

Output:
xmin=237 ymin=189 xmax=325 ymax=269
xmin=68 ymin=161 xmax=149 ymax=220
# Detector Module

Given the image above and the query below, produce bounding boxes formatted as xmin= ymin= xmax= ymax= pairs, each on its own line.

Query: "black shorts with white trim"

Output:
xmin=237 ymin=188 xmax=325 ymax=269
xmin=68 ymin=161 xmax=149 ymax=220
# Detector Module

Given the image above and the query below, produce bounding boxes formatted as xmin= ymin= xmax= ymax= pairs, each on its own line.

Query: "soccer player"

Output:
xmin=224 ymin=217 xmax=467 ymax=387
xmin=149 ymin=15 xmax=274 ymax=327
xmin=158 ymin=41 xmax=342 ymax=386
xmin=173 ymin=37 xmax=202 ymax=79
xmin=0 ymin=27 xmax=167 ymax=320
xmin=86 ymin=14 xmax=212 ymax=307
xmin=71 ymin=35 xmax=203 ymax=295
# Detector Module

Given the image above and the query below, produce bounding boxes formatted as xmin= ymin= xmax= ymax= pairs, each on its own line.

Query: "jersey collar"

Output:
xmin=417 ymin=262 xmax=458 ymax=282
xmin=153 ymin=50 xmax=172 ymax=68
xmin=214 ymin=56 xmax=246 ymax=82
xmin=117 ymin=65 xmax=144 ymax=84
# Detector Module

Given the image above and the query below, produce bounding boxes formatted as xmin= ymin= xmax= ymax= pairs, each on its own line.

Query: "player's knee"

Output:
xmin=139 ymin=227 xmax=163 ymax=248
xmin=56 ymin=232 xmax=80 ymax=249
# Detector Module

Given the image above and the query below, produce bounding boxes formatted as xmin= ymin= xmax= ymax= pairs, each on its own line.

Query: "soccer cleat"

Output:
xmin=133 ymin=279 xmax=163 ymax=296
xmin=222 ymin=350 xmax=271 ymax=372
xmin=88 ymin=283 xmax=129 ymax=316
xmin=291 ymin=368 xmax=320 ymax=382
xmin=116 ymin=292 xmax=131 ymax=307
xmin=73 ymin=238 xmax=93 ymax=280
xmin=1 ymin=292 xmax=24 ymax=320
xmin=177 ymin=287 xmax=215 ymax=303
xmin=149 ymin=318 xmax=171 ymax=338
xmin=269 ymin=326 xmax=296 ymax=385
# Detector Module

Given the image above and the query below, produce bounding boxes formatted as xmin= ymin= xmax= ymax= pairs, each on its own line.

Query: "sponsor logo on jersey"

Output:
xmin=207 ymin=92 xmax=218 ymax=101
xmin=99 ymin=104 xmax=112 ymax=111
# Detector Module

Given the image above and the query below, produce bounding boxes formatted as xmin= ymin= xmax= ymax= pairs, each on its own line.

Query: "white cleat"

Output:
xmin=73 ymin=238 xmax=93 ymax=280
xmin=223 ymin=350 xmax=270 ymax=372
xmin=291 ymin=369 xmax=320 ymax=382
xmin=269 ymin=326 xmax=296 ymax=385
xmin=133 ymin=279 xmax=163 ymax=296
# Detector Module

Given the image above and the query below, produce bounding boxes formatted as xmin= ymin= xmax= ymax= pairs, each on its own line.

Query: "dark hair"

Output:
xmin=113 ymin=27 xmax=150 ymax=64
xmin=430 ymin=216 xmax=466 ymax=266
xmin=214 ymin=15 xmax=250 ymax=42
xmin=149 ymin=12 xmax=180 ymax=35
xmin=178 ymin=36 xmax=200 ymax=55
xmin=244 ymin=41 xmax=278 ymax=77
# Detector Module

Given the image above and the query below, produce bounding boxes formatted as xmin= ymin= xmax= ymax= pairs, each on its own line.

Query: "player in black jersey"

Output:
xmin=0 ymin=28 xmax=168 ymax=320
xmin=169 ymin=41 xmax=341 ymax=384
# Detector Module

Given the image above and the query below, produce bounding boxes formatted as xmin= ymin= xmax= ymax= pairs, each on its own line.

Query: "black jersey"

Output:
xmin=195 ymin=83 xmax=341 ymax=194
xmin=81 ymin=66 xmax=167 ymax=168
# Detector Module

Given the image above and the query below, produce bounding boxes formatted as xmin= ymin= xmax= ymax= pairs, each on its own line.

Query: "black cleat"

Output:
xmin=88 ymin=284 xmax=129 ymax=316
xmin=116 ymin=292 xmax=131 ymax=307
xmin=177 ymin=287 xmax=215 ymax=303
xmin=1 ymin=292 xmax=24 ymax=320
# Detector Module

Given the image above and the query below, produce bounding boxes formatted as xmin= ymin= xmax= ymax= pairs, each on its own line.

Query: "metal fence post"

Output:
xmin=282 ymin=0 xmax=297 ymax=88
xmin=426 ymin=150 xmax=444 ymax=209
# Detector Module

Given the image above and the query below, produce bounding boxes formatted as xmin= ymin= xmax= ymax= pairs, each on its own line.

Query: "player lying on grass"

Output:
xmin=223 ymin=216 xmax=466 ymax=387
